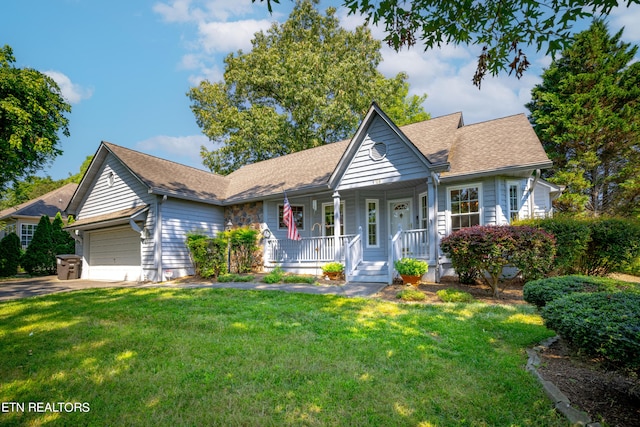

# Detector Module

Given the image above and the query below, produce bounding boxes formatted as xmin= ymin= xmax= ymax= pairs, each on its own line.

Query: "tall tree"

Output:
xmin=0 ymin=45 xmax=71 ymax=193
xmin=526 ymin=20 xmax=640 ymax=216
xmin=189 ymin=0 xmax=429 ymax=175
xmin=256 ymin=0 xmax=639 ymax=87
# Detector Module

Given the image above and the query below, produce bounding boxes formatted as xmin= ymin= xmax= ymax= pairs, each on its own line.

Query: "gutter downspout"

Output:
xmin=155 ymin=195 xmax=167 ymax=282
xmin=529 ymin=169 xmax=541 ymax=219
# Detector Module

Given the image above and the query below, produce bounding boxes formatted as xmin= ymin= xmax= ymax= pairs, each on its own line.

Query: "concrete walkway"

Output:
xmin=0 ymin=275 xmax=387 ymax=302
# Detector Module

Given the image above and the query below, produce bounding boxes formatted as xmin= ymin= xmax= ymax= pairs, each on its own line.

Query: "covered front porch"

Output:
xmin=263 ymin=226 xmax=432 ymax=283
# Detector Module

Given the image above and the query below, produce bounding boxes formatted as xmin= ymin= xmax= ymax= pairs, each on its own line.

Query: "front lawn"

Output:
xmin=0 ymin=288 xmax=565 ymax=426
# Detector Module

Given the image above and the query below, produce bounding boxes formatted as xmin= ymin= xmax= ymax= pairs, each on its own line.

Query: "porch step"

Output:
xmin=348 ymin=261 xmax=390 ymax=283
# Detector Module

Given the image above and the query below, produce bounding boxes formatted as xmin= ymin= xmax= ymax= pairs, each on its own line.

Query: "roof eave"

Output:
xmin=439 ymin=161 xmax=553 ymax=183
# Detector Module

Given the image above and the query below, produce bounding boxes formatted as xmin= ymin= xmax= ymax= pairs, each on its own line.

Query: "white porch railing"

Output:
xmin=265 ymin=235 xmax=355 ymax=263
xmin=389 ymin=228 xmax=429 ymax=282
xmin=345 ymin=227 xmax=363 ymax=276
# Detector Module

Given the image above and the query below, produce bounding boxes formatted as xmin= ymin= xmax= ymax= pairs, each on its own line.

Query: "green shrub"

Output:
xmin=436 ymin=288 xmax=475 ymax=303
xmin=440 ymin=225 xmax=555 ymax=296
xmin=522 ymin=275 xmax=639 ymax=308
xmin=517 ymin=217 xmax=590 ymax=275
xmin=217 ymin=273 xmax=255 ymax=283
xmin=396 ymin=288 xmax=426 ymax=301
xmin=21 ymin=215 xmax=55 ymax=275
xmin=321 ymin=262 xmax=344 ymax=274
xmin=228 ymin=227 xmax=260 ymax=273
xmin=0 ymin=232 xmax=22 ymax=277
xmin=51 ymin=212 xmax=75 ymax=256
xmin=394 ymin=258 xmax=428 ymax=276
xmin=282 ymin=275 xmax=316 ymax=284
xmin=580 ymin=218 xmax=640 ymax=276
xmin=263 ymin=267 xmax=284 ymax=284
xmin=186 ymin=233 xmax=227 ymax=278
xmin=542 ymin=292 xmax=640 ymax=370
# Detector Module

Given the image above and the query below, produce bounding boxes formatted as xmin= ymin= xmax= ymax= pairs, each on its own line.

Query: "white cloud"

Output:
xmin=153 ymin=0 xmax=258 ymax=23
xmin=197 ymin=19 xmax=273 ymax=53
xmin=44 ymin=71 xmax=93 ymax=104
xmin=136 ymin=134 xmax=211 ymax=168
xmin=609 ymin=3 xmax=640 ymax=42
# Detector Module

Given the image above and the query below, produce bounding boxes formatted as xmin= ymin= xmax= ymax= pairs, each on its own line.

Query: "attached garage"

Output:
xmin=87 ymin=226 xmax=141 ymax=281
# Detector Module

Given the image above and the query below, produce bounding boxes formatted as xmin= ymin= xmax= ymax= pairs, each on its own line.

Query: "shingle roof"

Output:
xmin=442 ymin=114 xmax=552 ymax=178
xmin=103 ymin=142 xmax=230 ymax=203
xmin=0 ymin=183 xmax=78 ymax=220
xmin=73 ymin=108 xmax=550 ymax=207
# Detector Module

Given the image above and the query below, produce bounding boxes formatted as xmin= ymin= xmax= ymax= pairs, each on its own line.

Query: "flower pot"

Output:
xmin=326 ymin=272 xmax=342 ymax=280
xmin=400 ymin=274 xmax=422 ymax=286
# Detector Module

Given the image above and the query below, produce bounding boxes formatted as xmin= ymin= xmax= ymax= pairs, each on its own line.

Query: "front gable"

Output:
xmin=330 ymin=105 xmax=432 ymax=191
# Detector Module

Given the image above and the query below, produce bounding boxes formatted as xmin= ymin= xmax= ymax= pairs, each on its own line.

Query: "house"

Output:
xmin=0 ymin=183 xmax=78 ymax=249
xmin=64 ymin=104 xmax=561 ymax=283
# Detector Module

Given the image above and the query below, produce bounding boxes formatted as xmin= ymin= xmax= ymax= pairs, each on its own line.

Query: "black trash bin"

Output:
xmin=56 ymin=255 xmax=82 ymax=280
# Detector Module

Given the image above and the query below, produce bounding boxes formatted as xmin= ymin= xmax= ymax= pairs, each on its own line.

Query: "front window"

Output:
xmin=323 ymin=202 xmax=345 ymax=236
xmin=366 ymin=199 xmax=379 ymax=247
xmin=449 ymin=185 xmax=481 ymax=232
xmin=279 ymin=204 xmax=304 ymax=230
xmin=508 ymin=181 xmax=520 ymax=222
xmin=21 ymin=223 xmax=37 ymax=249
xmin=419 ymin=192 xmax=428 ymax=230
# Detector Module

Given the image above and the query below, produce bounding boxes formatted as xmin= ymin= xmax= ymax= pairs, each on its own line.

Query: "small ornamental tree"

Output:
xmin=51 ymin=212 xmax=75 ymax=255
xmin=21 ymin=215 xmax=55 ymax=275
xmin=440 ymin=225 xmax=556 ymax=297
xmin=228 ymin=227 xmax=260 ymax=274
xmin=0 ymin=232 xmax=21 ymax=277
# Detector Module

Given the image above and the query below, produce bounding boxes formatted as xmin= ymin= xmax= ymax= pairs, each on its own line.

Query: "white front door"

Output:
xmin=389 ymin=199 xmax=412 ymax=234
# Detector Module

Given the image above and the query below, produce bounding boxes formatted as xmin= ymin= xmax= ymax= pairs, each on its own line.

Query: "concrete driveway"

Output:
xmin=0 ymin=276 xmax=140 ymax=302
xmin=0 ymin=276 xmax=387 ymax=302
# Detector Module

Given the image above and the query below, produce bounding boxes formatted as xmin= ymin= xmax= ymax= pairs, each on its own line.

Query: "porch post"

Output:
xmin=427 ymin=175 xmax=438 ymax=263
xmin=333 ymin=191 xmax=341 ymax=261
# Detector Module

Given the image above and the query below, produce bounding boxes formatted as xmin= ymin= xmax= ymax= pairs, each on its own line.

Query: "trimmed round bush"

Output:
xmin=541 ymin=292 xmax=640 ymax=370
xmin=396 ymin=288 xmax=426 ymax=301
xmin=523 ymin=275 xmax=638 ymax=307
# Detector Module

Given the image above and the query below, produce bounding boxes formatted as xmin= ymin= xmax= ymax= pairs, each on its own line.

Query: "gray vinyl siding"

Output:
xmin=78 ymin=154 xmax=152 ymax=219
xmin=161 ymin=198 xmax=224 ymax=270
xmin=337 ymin=117 xmax=428 ymax=190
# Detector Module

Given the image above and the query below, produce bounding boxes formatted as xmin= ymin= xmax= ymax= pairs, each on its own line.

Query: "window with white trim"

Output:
xmin=322 ymin=202 xmax=344 ymax=236
xmin=449 ymin=185 xmax=481 ymax=232
xmin=419 ymin=192 xmax=428 ymax=230
xmin=366 ymin=199 xmax=379 ymax=247
xmin=278 ymin=204 xmax=304 ymax=230
xmin=21 ymin=223 xmax=37 ymax=249
xmin=507 ymin=181 xmax=521 ymax=222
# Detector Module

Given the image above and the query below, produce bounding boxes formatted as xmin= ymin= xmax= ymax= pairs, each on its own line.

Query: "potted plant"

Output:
xmin=322 ymin=262 xmax=344 ymax=280
xmin=394 ymin=258 xmax=428 ymax=286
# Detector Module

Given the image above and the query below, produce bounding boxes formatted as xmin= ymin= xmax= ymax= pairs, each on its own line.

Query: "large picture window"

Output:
xmin=278 ymin=204 xmax=304 ymax=230
xmin=449 ymin=185 xmax=481 ymax=232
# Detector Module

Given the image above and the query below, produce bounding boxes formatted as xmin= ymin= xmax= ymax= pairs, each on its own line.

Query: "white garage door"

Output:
xmin=88 ymin=226 xmax=141 ymax=281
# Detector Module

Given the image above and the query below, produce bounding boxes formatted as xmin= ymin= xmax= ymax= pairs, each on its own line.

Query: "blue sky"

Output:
xmin=2 ymin=0 xmax=639 ymax=181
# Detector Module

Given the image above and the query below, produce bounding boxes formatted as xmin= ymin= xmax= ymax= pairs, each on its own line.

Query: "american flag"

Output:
xmin=283 ymin=194 xmax=301 ymax=241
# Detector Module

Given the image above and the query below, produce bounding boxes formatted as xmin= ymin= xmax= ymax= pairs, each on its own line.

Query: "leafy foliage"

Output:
xmin=321 ymin=262 xmax=344 ymax=274
xmin=51 ymin=212 xmax=75 ymax=256
xmin=436 ymin=288 xmax=475 ymax=303
xmin=21 ymin=215 xmax=55 ymax=275
xmin=440 ymin=226 xmax=556 ymax=296
xmin=186 ymin=233 xmax=228 ymax=278
xmin=0 ymin=232 xmax=21 ymax=277
xmin=394 ymin=257 xmax=428 ymax=276
xmin=542 ymin=292 xmax=640 ymax=371
xmin=0 ymin=45 xmax=71 ymax=192
xmin=228 ymin=227 xmax=260 ymax=274
xmin=527 ymin=21 xmax=640 ymax=216
xmin=190 ymin=0 xmax=429 ymax=175
xmin=523 ymin=275 xmax=639 ymax=308
xmin=263 ymin=267 xmax=284 ymax=284
xmin=396 ymin=288 xmax=426 ymax=301
xmin=257 ymin=0 xmax=640 ymax=87
xmin=580 ymin=218 xmax=640 ymax=276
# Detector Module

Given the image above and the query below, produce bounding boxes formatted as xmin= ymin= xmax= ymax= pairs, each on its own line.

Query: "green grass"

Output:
xmin=0 ymin=288 xmax=565 ymax=426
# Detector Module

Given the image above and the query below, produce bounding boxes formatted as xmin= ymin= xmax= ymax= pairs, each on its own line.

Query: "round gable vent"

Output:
xmin=369 ymin=142 xmax=387 ymax=161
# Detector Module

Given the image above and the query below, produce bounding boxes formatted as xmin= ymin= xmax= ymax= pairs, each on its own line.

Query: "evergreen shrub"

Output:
xmin=0 ymin=232 xmax=22 ymax=277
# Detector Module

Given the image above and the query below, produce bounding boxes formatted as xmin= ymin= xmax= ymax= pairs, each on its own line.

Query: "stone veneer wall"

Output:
xmin=225 ymin=202 xmax=264 ymax=272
